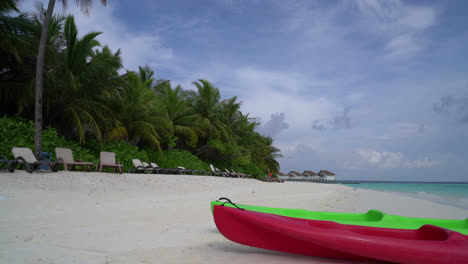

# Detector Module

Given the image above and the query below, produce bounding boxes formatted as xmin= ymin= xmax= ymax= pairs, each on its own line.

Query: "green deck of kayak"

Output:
xmin=211 ymin=200 xmax=468 ymax=235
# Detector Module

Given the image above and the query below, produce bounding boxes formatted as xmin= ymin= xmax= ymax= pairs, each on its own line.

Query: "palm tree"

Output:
xmin=246 ymin=135 xmax=282 ymax=173
xmin=0 ymin=3 xmax=63 ymax=117
xmin=45 ymin=15 xmax=122 ymax=143
xmin=191 ymin=79 xmax=237 ymax=141
xmin=0 ymin=0 xmax=33 ymax=64
xmin=0 ymin=0 xmax=35 ymax=116
xmin=157 ymin=84 xmax=203 ymax=148
xmin=138 ymin=65 xmax=155 ymax=88
xmin=34 ymin=0 xmax=107 ymax=157
xmin=106 ymin=71 xmax=170 ymax=152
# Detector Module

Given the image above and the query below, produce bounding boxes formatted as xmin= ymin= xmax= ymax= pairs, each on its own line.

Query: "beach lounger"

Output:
xmin=12 ymin=147 xmax=60 ymax=173
xmin=178 ymin=166 xmax=200 ymax=175
xmin=210 ymin=164 xmax=229 ymax=177
xmin=128 ymin=159 xmax=150 ymax=173
xmin=149 ymin=162 xmax=181 ymax=174
xmin=55 ymin=147 xmax=93 ymax=171
xmin=216 ymin=167 xmax=230 ymax=177
xmin=225 ymin=169 xmax=249 ymax=178
xmin=141 ymin=162 xmax=162 ymax=174
xmin=231 ymin=169 xmax=249 ymax=178
xmin=0 ymin=155 xmax=17 ymax=173
xmin=96 ymin=152 xmax=123 ymax=174
xmin=224 ymin=168 xmax=238 ymax=178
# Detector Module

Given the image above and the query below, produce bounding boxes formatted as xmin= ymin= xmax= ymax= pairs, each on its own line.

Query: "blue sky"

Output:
xmin=22 ymin=0 xmax=468 ymax=181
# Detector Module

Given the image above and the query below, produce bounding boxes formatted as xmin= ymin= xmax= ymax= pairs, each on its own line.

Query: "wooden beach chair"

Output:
xmin=96 ymin=152 xmax=123 ymax=174
xmin=55 ymin=147 xmax=93 ymax=171
xmin=0 ymin=154 xmax=17 ymax=173
xmin=12 ymin=147 xmax=60 ymax=173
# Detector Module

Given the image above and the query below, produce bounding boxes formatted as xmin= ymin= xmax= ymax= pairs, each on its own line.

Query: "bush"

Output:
xmin=0 ymin=116 xmax=95 ymax=168
xmin=0 ymin=115 xmax=35 ymax=158
xmin=147 ymin=148 xmax=210 ymax=172
xmin=0 ymin=115 xmax=269 ymax=176
xmin=241 ymin=162 xmax=263 ymax=178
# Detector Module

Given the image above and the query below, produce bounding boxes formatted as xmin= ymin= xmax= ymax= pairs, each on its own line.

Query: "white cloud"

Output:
xmin=354 ymin=0 xmax=437 ymax=59
xmin=256 ymin=112 xmax=289 ymax=137
xmin=348 ymin=149 xmax=440 ymax=169
xmin=374 ymin=122 xmax=426 ymax=141
xmin=385 ymin=33 xmax=420 ymax=58
xmin=65 ymin=4 xmax=173 ymax=72
xmin=354 ymin=0 xmax=436 ymax=31
xmin=346 ymin=93 xmax=364 ymax=103
xmin=176 ymin=64 xmax=341 ymax=131
xmin=271 ymin=0 xmax=439 ymax=64
xmin=396 ymin=122 xmax=425 ymax=136
xmin=21 ymin=1 xmax=175 ymax=73
xmin=400 ymin=6 xmax=437 ymax=30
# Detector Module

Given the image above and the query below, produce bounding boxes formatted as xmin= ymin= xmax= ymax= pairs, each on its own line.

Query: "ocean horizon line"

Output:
xmin=338 ymin=180 xmax=468 ymax=184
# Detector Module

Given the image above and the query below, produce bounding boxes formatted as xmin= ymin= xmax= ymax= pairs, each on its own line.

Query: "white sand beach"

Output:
xmin=1 ymin=171 xmax=467 ymax=264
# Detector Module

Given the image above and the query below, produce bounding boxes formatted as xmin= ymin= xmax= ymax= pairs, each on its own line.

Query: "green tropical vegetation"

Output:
xmin=0 ymin=1 xmax=282 ymax=178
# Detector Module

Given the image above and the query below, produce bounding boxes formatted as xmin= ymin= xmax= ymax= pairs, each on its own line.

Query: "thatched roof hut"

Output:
xmin=287 ymin=170 xmax=302 ymax=177
xmin=318 ymin=170 xmax=335 ymax=176
xmin=302 ymin=170 xmax=318 ymax=176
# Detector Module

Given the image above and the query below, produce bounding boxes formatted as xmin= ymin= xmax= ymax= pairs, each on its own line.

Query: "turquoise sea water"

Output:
xmin=341 ymin=182 xmax=468 ymax=209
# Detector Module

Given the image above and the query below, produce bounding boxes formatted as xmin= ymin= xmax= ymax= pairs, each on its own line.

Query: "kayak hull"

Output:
xmin=213 ymin=205 xmax=468 ymax=264
xmin=211 ymin=200 xmax=468 ymax=235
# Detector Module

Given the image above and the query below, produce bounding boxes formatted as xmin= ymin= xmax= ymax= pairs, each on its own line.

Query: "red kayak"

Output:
xmin=213 ymin=205 xmax=468 ymax=264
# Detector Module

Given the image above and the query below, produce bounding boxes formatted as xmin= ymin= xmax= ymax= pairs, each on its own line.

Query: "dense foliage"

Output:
xmin=0 ymin=2 xmax=282 ymax=177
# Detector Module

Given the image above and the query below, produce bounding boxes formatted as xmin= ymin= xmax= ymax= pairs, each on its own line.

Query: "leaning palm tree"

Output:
xmin=34 ymin=0 xmax=107 ymax=157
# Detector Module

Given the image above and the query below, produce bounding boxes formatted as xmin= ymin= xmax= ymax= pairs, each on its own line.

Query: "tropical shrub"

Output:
xmin=147 ymin=149 xmax=210 ymax=172
xmin=242 ymin=162 xmax=264 ymax=178
xmin=0 ymin=116 xmax=95 ymax=169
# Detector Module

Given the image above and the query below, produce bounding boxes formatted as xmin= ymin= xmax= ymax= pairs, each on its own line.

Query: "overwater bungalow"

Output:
xmin=287 ymin=171 xmax=302 ymax=177
xmin=277 ymin=171 xmax=289 ymax=181
xmin=318 ymin=170 xmax=336 ymax=181
xmin=279 ymin=170 xmax=336 ymax=183
xmin=302 ymin=170 xmax=319 ymax=180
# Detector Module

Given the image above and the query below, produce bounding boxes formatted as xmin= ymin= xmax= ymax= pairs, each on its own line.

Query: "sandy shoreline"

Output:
xmin=1 ymin=171 xmax=467 ymax=264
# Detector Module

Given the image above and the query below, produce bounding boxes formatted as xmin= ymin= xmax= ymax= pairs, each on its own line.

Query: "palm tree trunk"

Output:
xmin=34 ymin=0 xmax=56 ymax=158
